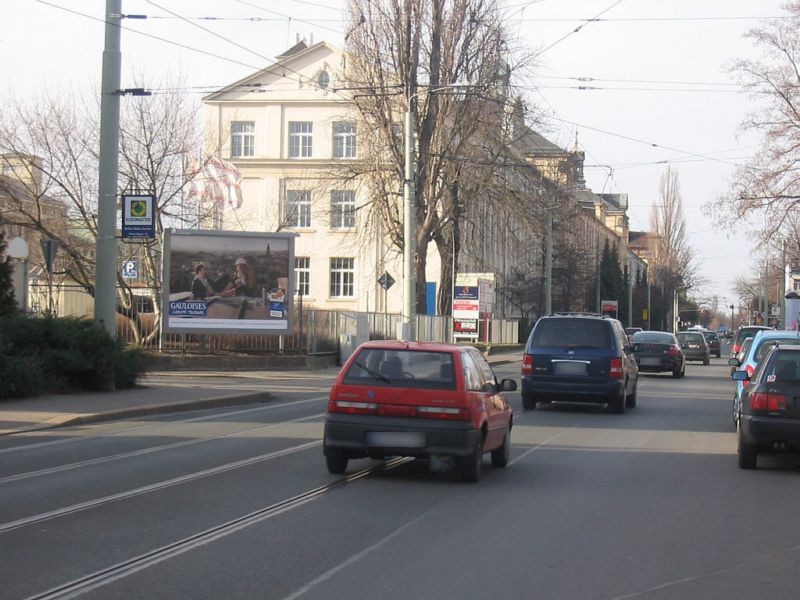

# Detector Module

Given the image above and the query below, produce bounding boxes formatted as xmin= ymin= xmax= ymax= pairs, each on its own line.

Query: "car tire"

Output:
xmin=521 ymin=393 xmax=537 ymax=411
xmin=625 ymin=383 xmax=637 ymax=408
xmin=672 ymin=365 xmax=682 ymax=378
xmin=703 ymin=356 xmax=710 ymax=366
xmin=611 ymin=387 xmax=626 ymax=414
xmin=326 ymin=454 xmax=348 ymax=474
xmin=460 ymin=439 xmax=484 ymax=482
xmin=491 ymin=431 xmax=511 ymax=468
xmin=732 ymin=397 xmax=738 ymax=429
xmin=738 ymin=433 xmax=757 ymax=470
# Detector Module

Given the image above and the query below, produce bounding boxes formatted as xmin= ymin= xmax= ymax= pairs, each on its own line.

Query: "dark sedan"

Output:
xmin=631 ymin=331 xmax=685 ymax=378
xmin=734 ymin=343 xmax=800 ymax=469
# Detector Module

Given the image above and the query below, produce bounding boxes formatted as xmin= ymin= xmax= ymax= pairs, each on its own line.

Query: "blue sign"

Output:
xmin=455 ymin=286 xmax=479 ymax=300
xmin=169 ymin=300 xmax=208 ymax=317
xmin=122 ymin=194 xmax=156 ymax=240
xmin=121 ymin=260 xmax=138 ymax=279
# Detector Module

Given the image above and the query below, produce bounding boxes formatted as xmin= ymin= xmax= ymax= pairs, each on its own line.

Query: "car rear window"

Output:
xmin=632 ymin=332 xmax=674 ymax=344
xmin=678 ymin=333 xmax=705 ymax=344
xmin=532 ymin=319 xmax=611 ymax=349
xmin=343 ymin=348 xmax=457 ymax=390
xmin=762 ymin=351 xmax=800 ymax=382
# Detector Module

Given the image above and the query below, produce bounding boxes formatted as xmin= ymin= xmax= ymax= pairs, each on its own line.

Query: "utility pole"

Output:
xmin=544 ymin=207 xmax=552 ymax=315
xmin=95 ymin=0 xmax=121 ymax=338
xmin=400 ymin=0 xmax=415 ymax=341
xmin=627 ymin=256 xmax=633 ymax=327
xmin=781 ymin=239 xmax=787 ymax=328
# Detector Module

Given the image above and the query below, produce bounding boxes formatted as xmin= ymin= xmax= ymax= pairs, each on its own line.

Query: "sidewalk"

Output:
xmin=0 ymin=347 xmax=521 ymax=436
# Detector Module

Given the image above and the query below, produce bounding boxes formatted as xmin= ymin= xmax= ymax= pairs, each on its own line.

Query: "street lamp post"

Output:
xmin=399 ymin=101 xmax=416 ymax=341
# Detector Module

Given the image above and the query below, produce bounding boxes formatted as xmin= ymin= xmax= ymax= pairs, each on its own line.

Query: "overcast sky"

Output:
xmin=2 ymin=0 xmax=789 ymax=305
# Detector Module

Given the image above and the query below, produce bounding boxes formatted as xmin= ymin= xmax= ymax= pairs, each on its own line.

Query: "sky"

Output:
xmin=1 ymin=0 xmax=789 ymax=306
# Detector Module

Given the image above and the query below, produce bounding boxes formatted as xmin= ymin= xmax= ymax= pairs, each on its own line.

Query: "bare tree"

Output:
xmin=650 ymin=167 xmax=696 ymax=292
xmin=707 ymin=3 xmax=800 ymax=242
xmin=0 ymin=74 xmax=210 ymax=343
xmin=341 ymin=0 xmax=535 ymax=314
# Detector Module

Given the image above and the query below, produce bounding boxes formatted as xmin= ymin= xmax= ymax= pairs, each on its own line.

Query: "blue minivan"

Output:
xmin=521 ymin=313 xmax=639 ymax=414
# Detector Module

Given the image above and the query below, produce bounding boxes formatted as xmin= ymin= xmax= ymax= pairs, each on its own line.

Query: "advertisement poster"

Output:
xmin=162 ymin=229 xmax=297 ymax=334
xmin=601 ymin=299 xmax=619 ymax=320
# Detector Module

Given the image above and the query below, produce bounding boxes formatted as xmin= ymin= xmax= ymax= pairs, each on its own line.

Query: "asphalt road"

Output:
xmin=3 ymin=351 xmax=800 ymax=600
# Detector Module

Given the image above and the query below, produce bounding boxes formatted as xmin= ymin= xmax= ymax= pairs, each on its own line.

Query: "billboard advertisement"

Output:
xmin=162 ymin=229 xmax=297 ymax=334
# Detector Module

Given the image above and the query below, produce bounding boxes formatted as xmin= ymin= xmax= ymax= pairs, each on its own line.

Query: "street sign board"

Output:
xmin=122 ymin=194 xmax=156 ymax=240
xmin=122 ymin=260 xmax=138 ymax=279
xmin=40 ymin=238 xmax=59 ymax=273
xmin=377 ymin=271 xmax=395 ymax=290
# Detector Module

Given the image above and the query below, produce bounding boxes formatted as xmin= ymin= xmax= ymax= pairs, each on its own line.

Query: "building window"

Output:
xmin=231 ymin=121 xmax=255 ymax=157
xmin=317 ymin=71 xmax=330 ymax=88
xmin=330 ymin=190 xmax=356 ymax=229
xmin=295 ymin=257 xmax=310 ymax=296
xmin=289 ymin=121 xmax=313 ymax=158
xmin=332 ymin=122 xmax=357 ymax=158
xmin=286 ymin=190 xmax=312 ymax=228
xmin=330 ymin=257 xmax=354 ymax=298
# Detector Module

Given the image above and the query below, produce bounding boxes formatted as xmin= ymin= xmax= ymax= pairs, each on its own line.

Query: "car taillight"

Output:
xmin=610 ymin=357 xmax=623 ymax=379
xmin=732 ymin=344 xmax=741 ymax=354
xmin=328 ymin=400 xmax=378 ymax=415
xmin=416 ymin=406 xmax=472 ymax=421
xmin=522 ymin=354 xmax=534 ymax=376
xmin=667 ymin=346 xmax=681 ymax=357
xmin=750 ymin=392 xmax=787 ymax=411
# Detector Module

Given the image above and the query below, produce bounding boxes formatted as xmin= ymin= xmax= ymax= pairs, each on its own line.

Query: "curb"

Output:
xmin=0 ymin=391 xmax=273 ymax=436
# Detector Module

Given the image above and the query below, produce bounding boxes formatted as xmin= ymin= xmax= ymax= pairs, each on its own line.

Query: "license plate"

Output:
xmin=553 ymin=362 xmax=588 ymax=376
xmin=641 ymin=358 xmax=661 ymax=366
xmin=366 ymin=432 xmax=425 ymax=448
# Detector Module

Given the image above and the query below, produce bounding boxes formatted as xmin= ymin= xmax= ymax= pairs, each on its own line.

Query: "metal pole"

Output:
xmin=401 ymin=103 xmax=416 ymax=340
xmin=627 ymin=258 xmax=633 ymax=327
xmin=646 ymin=273 xmax=651 ymax=330
xmin=95 ymin=0 xmax=121 ymax=338
xmin=781 ymin=240 xmax=787 ymax=328
xmin=544 ymin=209 xmax=552 ymax=315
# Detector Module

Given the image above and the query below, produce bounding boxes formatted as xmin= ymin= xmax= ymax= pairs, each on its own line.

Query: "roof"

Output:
xmin=357 ymin=340 xmax=469 ymax=353
xmin=512 ymin=125 xmax=568 ymax=157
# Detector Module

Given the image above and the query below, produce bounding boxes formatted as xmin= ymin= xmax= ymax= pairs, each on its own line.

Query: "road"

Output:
xmin=3 ymin=353 xmax=800 ymax=600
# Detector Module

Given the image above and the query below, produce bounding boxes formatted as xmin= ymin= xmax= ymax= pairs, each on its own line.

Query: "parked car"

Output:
xmin=730 ymin=325 xmax=772 ymax=373
xmin=323 ymin=340 xmax=516 ymax=482
xmin=704 ymin=330 xmax=722 ymax=358
xmin=676 ymin=330 xmax=710 ymax=365
xmin=733 ymin=343 xmax=800 ymax=469
xmin=729 ymin=330 xmax=800 ymax=428
xmin=521 ymin=313 xmax=638 ymax=414
xmin=631 ymin=330 xmax=685 ymax=378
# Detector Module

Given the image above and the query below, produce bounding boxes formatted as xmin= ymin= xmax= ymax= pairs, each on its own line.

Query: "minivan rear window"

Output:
xmin=343 ymin=349 xmax=457 ymax=390
xmin=532 ymin=319 xmax=611 ymax=349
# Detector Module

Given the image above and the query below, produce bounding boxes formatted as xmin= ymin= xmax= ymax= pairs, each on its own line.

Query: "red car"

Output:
xmin=324 ymin=340 xmax=516 ymax=482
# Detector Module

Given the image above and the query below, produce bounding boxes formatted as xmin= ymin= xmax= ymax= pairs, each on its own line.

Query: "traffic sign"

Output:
xmin=377 ymin=271 xmax=395 ymax=290
xmin=122 ymin=194 xmax=155 ymax=240
xmin=122 ymin=260 xmax=138 ymax=279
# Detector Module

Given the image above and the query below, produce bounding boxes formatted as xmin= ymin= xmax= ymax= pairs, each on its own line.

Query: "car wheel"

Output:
xmin=672 ymin=365 xmax=682 ymax=378
xmin=491 ymin=431 xmax=511 ymax=468
xmin=703 ymin=356 xmax=710 ymax=366
xmin=625 ymin=382 xmax=637 ymax=408
xmin=521 ymin=393 xmax=537 ymax=411
xmin=326 ymin=454 xmax=348 ymax=474
xmin=737 ymin=432 xmax=757 ymax=470
xmin=461 ymin=439 xmax=484 ymax=482
xmin=732 ymin=397 xmax=738 ymax=429
xmin=611 ymin=387 xmax=626 ymax=414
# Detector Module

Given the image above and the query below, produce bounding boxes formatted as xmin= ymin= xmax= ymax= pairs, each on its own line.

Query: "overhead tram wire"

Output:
xmin=234 ymin=0 xmax=345 ymax=35
xmin=36 ymin=0 xmax=352 ymax=101
xmin=536 ymin=0 xmax=626 ymax=56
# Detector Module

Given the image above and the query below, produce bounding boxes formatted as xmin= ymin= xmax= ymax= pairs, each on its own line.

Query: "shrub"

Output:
xmin=0 ymin=314 xmax=144 ymax=399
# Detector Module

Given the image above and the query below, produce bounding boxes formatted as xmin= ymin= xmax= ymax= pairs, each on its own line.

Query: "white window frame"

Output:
xmin=330 ymin=190 xmax=356 ymax=229
xmin=288 ymin=121 xmax=313 ymax=158
xmin=231 ymin=121 xmax=255 ymax=158
xmin=295 ymin=257 xmax=310 ymax=296
xmin=332 ymin=122 xmax=357 ymax=158
xmin=330 ymin=257 xmax=355 ymax=298
xmin=286 ymin=190 xmax=312 ymax=228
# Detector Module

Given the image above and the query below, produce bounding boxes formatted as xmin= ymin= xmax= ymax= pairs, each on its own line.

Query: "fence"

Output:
xmin=116 ymin=309 xmax=519 ymax=354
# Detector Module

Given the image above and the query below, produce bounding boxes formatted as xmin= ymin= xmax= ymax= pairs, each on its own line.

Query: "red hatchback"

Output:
xmin=323 ymin=341 xmax=516 ymax=482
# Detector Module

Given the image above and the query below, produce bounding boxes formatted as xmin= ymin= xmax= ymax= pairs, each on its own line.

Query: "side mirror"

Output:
xmin=727 ymin=358 xmax=740 ymax=367
xmin=732 ymin=370 xmax=750 ymax=381
xmin=483 ymin=382 xmax=499 ymax=394
xmin=501 ymin=378 xmax=517 ymax=392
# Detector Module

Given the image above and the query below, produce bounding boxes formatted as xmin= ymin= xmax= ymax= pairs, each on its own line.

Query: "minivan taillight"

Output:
xmin=522 ymin=354 xmax=534 ymax=376
xmin=750 ymin=392 xmax=787 ymax=411
xmin=732 ymin=343 xmax=741 ymax=354
xmin=609 ymin=357 xmax=623 ymax=379
xmin=328 ymin=400 xmax=378 ymax=415
xmin=743 ymin=364 xmax=755 ymax=387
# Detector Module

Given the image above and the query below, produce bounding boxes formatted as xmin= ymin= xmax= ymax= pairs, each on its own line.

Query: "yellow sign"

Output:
xmin=130 ymin=200 xmax=147 ymax=217
xmin=642 ymin=308 xmax=649 ymax=320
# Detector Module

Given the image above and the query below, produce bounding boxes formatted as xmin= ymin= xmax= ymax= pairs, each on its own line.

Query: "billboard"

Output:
xmin=162 ymin=229 xmax=297 ymax=334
